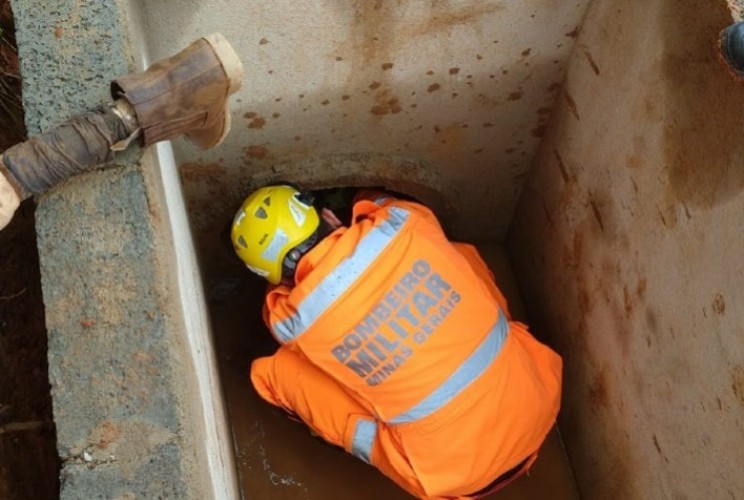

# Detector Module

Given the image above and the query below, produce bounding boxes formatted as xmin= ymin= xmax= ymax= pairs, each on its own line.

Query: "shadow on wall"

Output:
xmin=507 ymin=0 xmax=744 ymax=498
xmin=662 ymin=0 xmax=744 ymax=209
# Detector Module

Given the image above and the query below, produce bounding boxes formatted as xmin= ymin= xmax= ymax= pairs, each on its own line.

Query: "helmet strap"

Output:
xmin=279 ymin=218 xmax=335 ymax=283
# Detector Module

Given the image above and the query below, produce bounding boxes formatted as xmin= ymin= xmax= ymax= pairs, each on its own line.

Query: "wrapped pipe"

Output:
xmin=0 ymin=32 xmax=242 ymax=231
xmin=2 ymin=102 xmax=134 ymax=196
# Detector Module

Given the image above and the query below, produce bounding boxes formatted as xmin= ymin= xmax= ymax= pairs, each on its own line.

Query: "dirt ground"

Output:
xmin=0 ymin=0 xmax=60 ymax=498
xmin=0 ymin=0 xmax=24 ymax=149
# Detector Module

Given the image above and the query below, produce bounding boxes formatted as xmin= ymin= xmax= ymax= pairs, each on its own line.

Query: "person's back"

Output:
xmin=232 ymin=186 xmax=562 ymax=498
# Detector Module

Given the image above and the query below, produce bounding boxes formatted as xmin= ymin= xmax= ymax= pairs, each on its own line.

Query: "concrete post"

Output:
xmin=11 ymin=1 xmax=236 ymax=497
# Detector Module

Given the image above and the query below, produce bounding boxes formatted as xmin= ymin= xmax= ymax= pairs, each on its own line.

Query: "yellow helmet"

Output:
xmin=231 ymin=185 xmax=320 ymax=284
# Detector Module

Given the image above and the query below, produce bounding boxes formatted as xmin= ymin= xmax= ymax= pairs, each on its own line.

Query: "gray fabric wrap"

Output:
xmin=2 ymin=106 xmax=130 ymax=194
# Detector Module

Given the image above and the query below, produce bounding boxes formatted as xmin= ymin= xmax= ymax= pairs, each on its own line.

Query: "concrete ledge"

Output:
xmin=37 ymin=168 xmax=195 ymax=498
xmin=12 ymin=0 xmax=132 ymax=136
xmin=12 ymin=0 xmax=235 ymax=497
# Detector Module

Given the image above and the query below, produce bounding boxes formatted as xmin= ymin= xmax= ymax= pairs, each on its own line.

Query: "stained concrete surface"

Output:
xmin=19 ymin=0 xmax=744 ymax=497
xmin=37 ymin=168 xmax=191 ymax=498
xmin=130 ymin=0 xmax=593 ymax=243
xmin=200 ymin=232 xmax=579 ymax=499
xmin=11 ymin=0 xmax=133 ymax=136
xmin=510 ymin=0 xmax=744 ymax=498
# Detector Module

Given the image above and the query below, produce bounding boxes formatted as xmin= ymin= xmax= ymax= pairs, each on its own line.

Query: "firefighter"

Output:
xmin=231 ymin=184 xmax=562 ymax=498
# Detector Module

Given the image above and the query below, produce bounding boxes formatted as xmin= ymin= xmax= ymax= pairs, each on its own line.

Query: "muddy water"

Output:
xmin=205 ymin=242 xmax=579 ymax=499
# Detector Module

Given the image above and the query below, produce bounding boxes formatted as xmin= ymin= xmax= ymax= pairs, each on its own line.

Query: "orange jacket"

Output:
xmin=251 ymin=195 xmax=562 ymax=498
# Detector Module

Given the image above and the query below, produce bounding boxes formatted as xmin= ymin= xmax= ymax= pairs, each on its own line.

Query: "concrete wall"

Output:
xmin=19 ymin=0 xmax=744 ymax=497
xmin=509 ymin=1 xmax=744 ymax=498
xmin=10 ymin=0 xmax=598 ymax=497
xmin=130 ymin=0 xmax=592 ymax=242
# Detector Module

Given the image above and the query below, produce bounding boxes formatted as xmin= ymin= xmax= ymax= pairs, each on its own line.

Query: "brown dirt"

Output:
xmin=0 ymin=0 xmax=24 ymax=149
xmin=0 ymin=1 xmax=60 ymax=498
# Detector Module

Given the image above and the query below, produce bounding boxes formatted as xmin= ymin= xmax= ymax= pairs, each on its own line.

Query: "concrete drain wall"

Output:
xmin=11 ymin=0 xmax=744 ymax=498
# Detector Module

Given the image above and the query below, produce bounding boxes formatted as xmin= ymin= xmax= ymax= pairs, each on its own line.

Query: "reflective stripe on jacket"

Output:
xmin=252 ymin=196 xmax=562 ymax=498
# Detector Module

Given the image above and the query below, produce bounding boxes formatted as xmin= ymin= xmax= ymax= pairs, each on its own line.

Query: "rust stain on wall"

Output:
xmin=428 ymin=124 xmax=467 ymax=163
xmin=626 ymin=135 xmax=647 ymax=169
xmin=179 ymin=162 xmax=227 ymax=188
xmin=369 ymin=85 xmax=403 ymax=115
xmin=248 ymin=117 xmax=266 ymax=129
xmin=579 ymin=44 xmax=600 ymax=75
xmin=532 ymin=125 xmax=547 ymax=137
xmin=626 ymin=155 xmax=642 ymax=169
xmin=731 ymin=365 xmax=744 ymax=406
xmin=636 ymin=276 xmax=647 ymax=300
xmin=589 ymin=367 xmax=609 ymax=410
xmin=409 ymin=3 xmax=506 ymax=38
xmin=91 ymin=421 xmax=122 ymax=451
xmin=588 ymin=192 xmax=605 ymax=232
xmin=644 ymin=309 xmax=658 ymax=342
xmin=565 ymin=92 xmax=580 ymax=121
xmin=623 ymin=286 xmax=633 ymax=318
xmin=346 ymin=2 xmax=394 ymax=89
xmin=244 ymin=145 xmax=269 ymax=160
xmin=370 ymin=99 xmax=402 ymax=115
xmin=345 ymin=1 xmax=505 ymax=102
xmin=554 ymin=150 xmax=570 ymax=183
xmin=652 ymin=435 xmax=663 ymax=455
xmin=640 ymin=93 xmax=663 ymax=123
xmin=712 ymin=293 xmax=726 ymax=315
